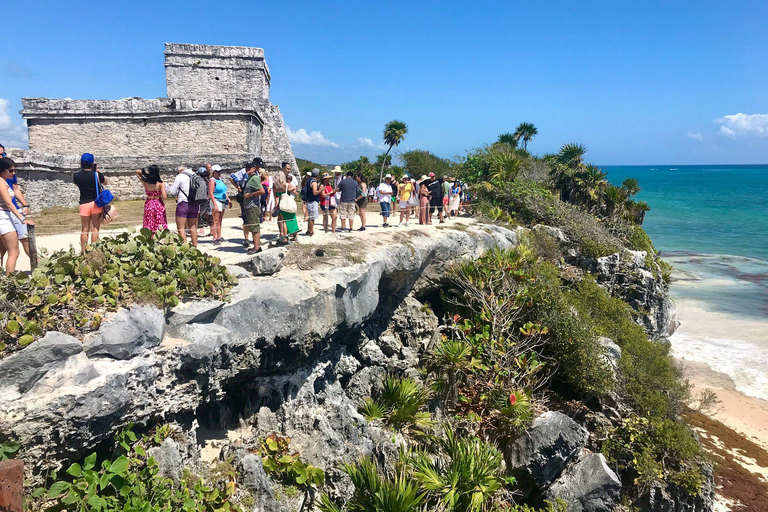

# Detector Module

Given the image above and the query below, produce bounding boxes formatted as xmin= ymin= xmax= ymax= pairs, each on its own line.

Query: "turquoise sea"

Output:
xmin=602 ymin=165 xmax=768 ymax=400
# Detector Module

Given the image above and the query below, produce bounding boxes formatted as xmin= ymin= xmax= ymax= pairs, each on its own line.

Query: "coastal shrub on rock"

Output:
xmin=0 ymin=229 xmax=236 ymax=358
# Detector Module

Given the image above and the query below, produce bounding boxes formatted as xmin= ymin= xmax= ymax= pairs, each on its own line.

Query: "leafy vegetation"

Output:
xmin=32 ymin=425 xmax=242 ymax=512
xmin=258 ymin=433 xmax=325 ymax=489
xmin=360 ymin=376 xmax=433 ymax=435
xmin=0 ymin=439 xmax=20 ymax=461
xmin=0 ymin=229 xmax=236 ymax=358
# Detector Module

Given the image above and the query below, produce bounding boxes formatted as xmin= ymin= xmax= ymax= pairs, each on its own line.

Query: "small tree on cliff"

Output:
xmin=513 ymin=122 xmax=538 ymax=151
xmin=379 ymin=120 xmax=408 ymax=183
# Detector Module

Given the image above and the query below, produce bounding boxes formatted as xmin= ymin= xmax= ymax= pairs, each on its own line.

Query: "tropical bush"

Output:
xmin=258 ymin=433 xmax=325 ymax=489
xmin=0 ymin=439 xmax=20 ymax=461
xmin=32 ymin=425 xmax=242 ymax=512
xmin=0 ymin=229 xmax=236 ymax=358
xmin=360 ymin=376 xmax=434 ymax=435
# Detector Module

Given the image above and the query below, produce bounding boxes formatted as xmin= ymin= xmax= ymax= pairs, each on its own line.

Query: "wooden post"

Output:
xmin=28 ymin=224 xmax=38 ymax=271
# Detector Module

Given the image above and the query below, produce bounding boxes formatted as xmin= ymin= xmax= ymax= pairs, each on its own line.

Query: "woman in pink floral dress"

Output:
xmin=135 ymin=165 xmax=168 ymax=231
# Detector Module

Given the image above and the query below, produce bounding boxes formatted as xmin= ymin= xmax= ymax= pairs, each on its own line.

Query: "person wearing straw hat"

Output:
xmin=319 ymin=172 xmax=338 ymax=233
xmin=377 ymin=174 xmax=394 ymax=227
xmin=332 ymin=165 xmax=343 ymax=205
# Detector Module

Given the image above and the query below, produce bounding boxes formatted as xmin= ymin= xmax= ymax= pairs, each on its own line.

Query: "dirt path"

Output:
xmin=13 ymin=201 xmax=475 ymax=272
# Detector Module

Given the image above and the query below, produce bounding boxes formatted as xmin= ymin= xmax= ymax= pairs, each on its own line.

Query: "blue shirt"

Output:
xmin=230 ymin=168 xmax=248 ymax=188
xmin=6 ymin=175 xmax=17 ymax=208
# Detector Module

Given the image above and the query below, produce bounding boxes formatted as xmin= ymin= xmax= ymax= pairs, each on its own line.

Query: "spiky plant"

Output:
xmin=497 ymin=133 xmax=518 ymax=147
xmin=406 ymin=428 xmax=506 ymax=512
xmin=360 ymin=376 xmax=434 ymax=434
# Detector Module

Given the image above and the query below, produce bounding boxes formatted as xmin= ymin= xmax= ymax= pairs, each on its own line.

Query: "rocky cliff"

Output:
xmin=0 ymin=222 xmax=710 ymax=512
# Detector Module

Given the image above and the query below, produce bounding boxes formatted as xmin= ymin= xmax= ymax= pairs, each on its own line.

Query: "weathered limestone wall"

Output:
xmin=28 ymin=117 xmax=251 ymax=156
xmin=259 ymin=104 xmax=298 ymax=172
xmin=164 ymin=43 xmax=270 ymax=101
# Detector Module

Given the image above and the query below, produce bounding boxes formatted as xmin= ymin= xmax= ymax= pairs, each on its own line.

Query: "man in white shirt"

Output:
xmin=377 ymin=174 xmax=394 ymax=227
xmin=167 ymin=166 xmax=200 ymax=246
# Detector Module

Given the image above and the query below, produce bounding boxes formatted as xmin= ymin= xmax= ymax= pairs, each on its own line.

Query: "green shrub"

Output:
xmin=32 ymin=425 xmax=241 ymax=512
xmin=0 ymin=439 xmax=20 ymax=461
xmin=0 ymin=229 xmax=236 ymax=357
xmin=259 ymin=434 xmax=325 ymax=489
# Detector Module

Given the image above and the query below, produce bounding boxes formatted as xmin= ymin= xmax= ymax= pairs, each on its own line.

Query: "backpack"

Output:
xmin=301 ymin=179 xmax=312 ymax=201
xmin=182 ymin=172 xmax=209 ymax=206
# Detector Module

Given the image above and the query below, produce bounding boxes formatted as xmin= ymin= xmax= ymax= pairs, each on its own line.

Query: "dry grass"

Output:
xmin=684 ymin=410 xmax=768 ymax=512
xmin=29 ymin=200 xmax=148 ymax=236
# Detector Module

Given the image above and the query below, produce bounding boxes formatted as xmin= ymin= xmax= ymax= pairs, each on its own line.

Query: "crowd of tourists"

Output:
xmin=0 ymin=147 xmax=472 ymax=274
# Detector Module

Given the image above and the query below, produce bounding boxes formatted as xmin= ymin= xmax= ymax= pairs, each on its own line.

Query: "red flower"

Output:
xmin=509 ymin=393 xmax=517 ymax=406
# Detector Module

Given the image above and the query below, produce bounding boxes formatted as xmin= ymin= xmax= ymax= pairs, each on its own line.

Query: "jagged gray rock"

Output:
xmin=234 ymin=453 xmax=284 ymax=512
xmin=246 ymin=247 xmax=287 ymax=276
xmin=0 ymin=332 xmax=86 ymax=394
xmin=147 ymin=438 xmax=183 ymax=484
xmin=167 ymin=300 xmax=225 ymax=328
xmin=505 ymin=411 xmax=589 ymax=492
xmin=638 ymin=462 xmax=715 ymax=512
xmin=544 ymin=453 xmax=621 ymax=512
xmin=83 ymin=306 xmax=165 ymax=360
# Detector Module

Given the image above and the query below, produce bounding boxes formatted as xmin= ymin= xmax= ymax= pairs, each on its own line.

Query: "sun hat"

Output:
xmin=420 ymin=175 xmax=429 ymax=181
xmin=333 ymin=165 xmax=343 ymax=173
xmin=321 ymin=172 xmax=332 ymax=180
xmin=384 ymin=173 xmax=392 ymax=179
xmin=211 ymin=164 xmax=222 ymax=172
xmin=306 ymin=171 xmax=312 ymax=176
xmin=81 ymin=153 xmax=95 ymax=164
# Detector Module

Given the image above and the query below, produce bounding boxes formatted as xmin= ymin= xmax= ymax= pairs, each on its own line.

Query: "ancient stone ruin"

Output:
xmin=9 ymin=43 xmax=297 ymax=211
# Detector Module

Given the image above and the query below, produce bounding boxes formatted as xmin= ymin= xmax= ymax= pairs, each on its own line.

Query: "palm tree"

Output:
xmin=628 ymin=200 xmax=651 ymax=225
xmin=513 ymin=122 xmax=538 ymax=151
xmin=556 ymin=143 xmax=587 ymax=169
xmin=496 ymin=132 xmax=518 ymax=147
xmin=380 ymin=120 xmax=408 ymax=183
xmin=573 ymin=165 xmax=608 ymax=209
xmin=376 ymin=153 xmax=392 ymax=169
xmin=621 ymin=177 xmax=640 ymax=198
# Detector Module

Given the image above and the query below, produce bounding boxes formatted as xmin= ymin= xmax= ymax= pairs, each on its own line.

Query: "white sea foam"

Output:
xmin=670 ymin=331 xmax=768 ymax=401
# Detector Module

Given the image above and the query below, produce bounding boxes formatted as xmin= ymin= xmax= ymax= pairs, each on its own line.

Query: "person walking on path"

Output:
xmin=230 ymin=163 xmax=251 ymax=246
xmin=135 ymin=164 xmax=168 ymax=232
xmin=167 ymin=166 xmax=200 ymax=247
xmin=207 ymin=165 xmax=230 ymax=244
xmin=377 ymin=174 xmax=394 ymax=227
xmin=72 ymin=153 xmax=107 ymax=252
xmin=355 ymin=173 xmax=368 ymax=231
xmin=449 ymin=180 xmax=462 ymax=218
xmin=319 ymin=173 xmax=337 ymax=233
xmin=426 ymin=173 xmax=445 ymax=224
xmin=418 ymin=175 xmax=431 ymax=225
xmin=0 ymin=158 xmax=33 ymax=274
xmin=397 ymin=175 xmax=414 ymax=227
xmin=273 ymin=161 xmax=299 ymax=242
xmin=337 ymin=171 xmax=358 ymax=232
xmin=0 ymin=146 xmax=31 ymax=265
xmin=304 ymin=168 xmax=322 ymax=236
xmin=243 ymin=162 xmax=265 ymax=254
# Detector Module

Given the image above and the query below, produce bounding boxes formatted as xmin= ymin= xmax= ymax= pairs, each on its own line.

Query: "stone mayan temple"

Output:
xmin=13 ymin=43 xmax=297 ymax=211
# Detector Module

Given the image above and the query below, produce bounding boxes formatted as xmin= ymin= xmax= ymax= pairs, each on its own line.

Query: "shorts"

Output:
xmin=0 ymin=210 xmax=16 ymax=236
xmin=79 ymin=201 xmax=103 ymax=217
xmin=211 ymin=198 xmax=227 ymax=212
xmin=10 ymin=214 xmax=28 ymax=239
xmin=430 ymin=199 xmax=444 ymax=211
xmin=338 ymin=202 xmax=356 ymax=220
xmin=175 ymin=202 xmax=200 ymax=219
xmin=320 ymin=204 xmax=336 ymax=212
xmin=380 ymin=201 xmax=391 ymax=217
xmin=245 ymin=207 xmax=261 ymax=233
xmin=399 ymin=200 xmax=409 ymax=209
xmin=306 ymin=201 xmax=320 ymax=221
xmin=442 ymin=196 xmax=450 ymax=206
xmin=357 ymin=197 xmax=368 ymax=210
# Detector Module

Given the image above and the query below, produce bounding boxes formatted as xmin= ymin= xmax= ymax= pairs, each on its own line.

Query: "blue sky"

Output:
xmin=2 ymin=0 xmax=768 ymax=165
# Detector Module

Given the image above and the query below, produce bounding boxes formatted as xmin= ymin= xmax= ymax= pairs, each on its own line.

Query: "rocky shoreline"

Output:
xmin=0 ymin=222 xmax=712 ymax=511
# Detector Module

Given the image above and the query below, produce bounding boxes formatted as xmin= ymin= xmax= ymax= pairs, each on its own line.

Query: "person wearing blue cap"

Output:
xmin=72 ymin=153 xmax=107 ymax=251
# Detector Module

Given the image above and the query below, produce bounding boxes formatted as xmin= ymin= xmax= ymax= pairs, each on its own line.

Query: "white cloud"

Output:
xmin=0 ymin=98 xmax=29 ymax=149
xmin=357 ymin=137 xmax=386 ymax=150
xmin=286 ymin=126 xmax=339 ymax=147
xmin=686 ymin=131 xmax=703 ymax=141
xmin=714 ymin=113 xmax=768 ymax=138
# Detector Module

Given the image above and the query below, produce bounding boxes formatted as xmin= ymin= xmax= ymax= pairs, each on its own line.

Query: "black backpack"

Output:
xmin=182 ymin=173 xmax=209 ymax=206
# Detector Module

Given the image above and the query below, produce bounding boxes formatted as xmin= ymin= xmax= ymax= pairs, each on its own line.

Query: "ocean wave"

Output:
xmin=670 ymin=332 xmax=768 ymax=401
